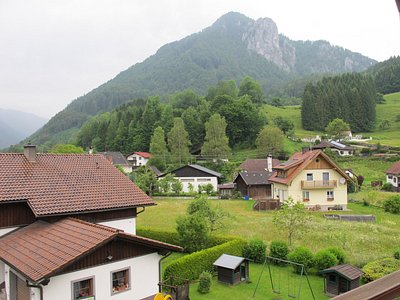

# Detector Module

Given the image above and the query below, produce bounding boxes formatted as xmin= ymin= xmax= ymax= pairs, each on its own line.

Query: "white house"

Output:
xmin=0 ymin=145 xmax=181 ymax=300
xmin=386 ymin=161 xmax=400 ymax=192
xmin=102 ymin=151 xmax=133 ymax=174
xmin=126 ymin=152 xmax=152 ymax=167
xmin=158 ymin=164 xmax=221 ymax=193
xmin=313 ymin=141 xmax=354 ymax=156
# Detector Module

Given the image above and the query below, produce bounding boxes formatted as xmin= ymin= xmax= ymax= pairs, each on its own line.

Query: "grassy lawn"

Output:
xmin=139 ymin=197 xmax=400 ymax=267
xmin=188 ymin=262 xmax=327 ymax=300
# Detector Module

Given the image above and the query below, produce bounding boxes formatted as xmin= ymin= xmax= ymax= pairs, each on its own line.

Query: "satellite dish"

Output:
xmin=339 ymin=177 xmax=346 ymax=184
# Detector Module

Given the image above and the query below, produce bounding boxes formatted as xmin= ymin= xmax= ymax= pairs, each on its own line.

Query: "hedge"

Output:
xmin=362 ymin=257 xmax=400 ymax=283
xmin=136 ymin=227 xmax=236 ymax=250
xmin=164 ymin=238 xmax=247 ymax=281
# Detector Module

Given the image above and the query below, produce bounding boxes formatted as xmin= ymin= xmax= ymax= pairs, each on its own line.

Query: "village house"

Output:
xmin=127 ymin=152 xmax=152 ymax=168
xmin=158 ymin=164 xmax=221 ymax=193
xmin=101 ymin=151 xmax=133 ymax=173
xmin=313 ymin=141 xmax=354 ymax=156
xmin=0 ymin=145 xmax=181 ymax=300
xmin=268 ymin=149 xmax=352 ymax=211
xmin=385 ymin=160 xmax=400 ymax=191
xmin=234 ymin=155 xmax=280 ymax=199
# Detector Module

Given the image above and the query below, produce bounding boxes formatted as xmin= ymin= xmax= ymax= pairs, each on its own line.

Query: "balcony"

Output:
xmin=301 ymin=180 xmax=337 ymax=189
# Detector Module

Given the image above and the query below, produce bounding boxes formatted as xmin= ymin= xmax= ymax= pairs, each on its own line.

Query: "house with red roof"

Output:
xmin=127 ymin=152 xmax=152 ymax=167
xmin=386 ymin=161 xmax=400 ymax=191
xmin=268 ymin=150 xmax=352 ymax=211
xmin=0 ymin=145 xmax=181 ymax=300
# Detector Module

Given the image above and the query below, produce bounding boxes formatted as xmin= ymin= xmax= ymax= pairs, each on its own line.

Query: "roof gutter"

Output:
xmin=26 ymin=279 xmax=49 ymax=300
xmin=158 ymin=251 xmax=172 ymax=292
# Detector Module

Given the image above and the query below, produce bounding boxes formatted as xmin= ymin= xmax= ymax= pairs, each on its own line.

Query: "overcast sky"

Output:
xmin=0 ymin=0 xmax=399 ymax=119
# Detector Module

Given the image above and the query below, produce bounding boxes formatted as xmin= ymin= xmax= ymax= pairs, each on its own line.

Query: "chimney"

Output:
xmin=267 ymin=154 xmax=273 ymax=172
xmin=24 ymin=144 xmax=37 ymax=162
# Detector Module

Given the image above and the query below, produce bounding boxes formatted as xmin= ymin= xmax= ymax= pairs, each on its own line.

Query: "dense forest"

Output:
xmin=301 ymin=73 xmax=376 ymax=132
xmin=76 ymin=77 xmax=266 ymax=154
xmin=367 ymin=56 xmax=400 ymax=95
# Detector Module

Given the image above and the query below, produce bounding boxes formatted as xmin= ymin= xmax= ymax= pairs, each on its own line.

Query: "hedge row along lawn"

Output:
xmin=139 ymin=197 xmax=400 ymax=267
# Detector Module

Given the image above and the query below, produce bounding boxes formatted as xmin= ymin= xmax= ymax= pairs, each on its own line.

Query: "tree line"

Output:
xmin=76 ymin=76 xmax=267 ymax=164
xmin=301 ymin=73 xmax=376 ymax=132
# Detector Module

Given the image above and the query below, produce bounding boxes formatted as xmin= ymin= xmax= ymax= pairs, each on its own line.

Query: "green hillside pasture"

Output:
xmin=189 ymin=262 xmax=327 ymax=300
xmin=336 ymin=156 xmax=393 ymax=185
xmin=362 ymin=92 xmax=400 ymax=146
xmin=139 ymin=198 xmax=400 ymax=267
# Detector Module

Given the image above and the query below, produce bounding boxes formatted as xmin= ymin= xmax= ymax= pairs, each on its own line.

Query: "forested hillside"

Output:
xmin=301 ymin=73 xmax=376 ymax=132
xmin=26 ymin=12 xmax=376 ymax=147
xmin=367 ymin=56 xmax=400 ymax=94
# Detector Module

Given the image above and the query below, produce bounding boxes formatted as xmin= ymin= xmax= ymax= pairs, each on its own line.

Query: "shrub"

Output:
xmin=176 ymin=214 xmax=210 ymax=253
xmin=287 ymin=247 xmax=314 ymax=274
xmin=383 ymin=196 xmax=400 ymax=214
xmin=394 ymin=249 xmax=400 ymax=260
xmin=164 ymin=238 xmax=247 ymax=281
xmin=382 ymin=182 xmax=394 ymax=192
xmin=326 ymin=247 xmax=346 ymax=264
xmin=243 ymin=238 xmax=266 ymax=263
xmin=269 ymin=240 xmax=289 ymax=262
xmin=314 ymin=250 xmax=338 ymax=271
xmin=197 ymin=271 xmax=212 ymax=294
xmin=362 ymin=258 xmax=400 ymax=283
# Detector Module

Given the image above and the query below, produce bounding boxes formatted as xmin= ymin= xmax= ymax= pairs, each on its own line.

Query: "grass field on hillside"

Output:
xmin=139 ymin=197 xmax=400 ymax=267
xmin=262 ymin=92 xmax=400 ymax=146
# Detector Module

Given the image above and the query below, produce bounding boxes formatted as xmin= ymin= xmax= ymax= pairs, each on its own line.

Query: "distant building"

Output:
xmin=386 ymin=161 xmax=400 ymax=192
xmin=127 ymin=151 xmax=152 ymax=167
xmin=101 ymin=151 xmax=133 ymax=173
xmin=313 ymin=141 xmax=354 ymax=156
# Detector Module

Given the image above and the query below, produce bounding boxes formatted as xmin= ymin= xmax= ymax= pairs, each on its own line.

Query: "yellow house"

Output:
xmin=268 ymin=149 xmax=352 ymax=211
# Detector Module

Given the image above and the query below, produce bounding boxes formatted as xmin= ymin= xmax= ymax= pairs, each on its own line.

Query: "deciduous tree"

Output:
xmin=255 ymin=126 xmax=285 ymax=156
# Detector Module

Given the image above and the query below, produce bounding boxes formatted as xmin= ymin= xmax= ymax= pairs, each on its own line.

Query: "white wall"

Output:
xmin=0 ymin=261 xmax=4 ymax=284
xmin=176 ymin=176 xmax=218 ymax=193
xmin=10 ymin=253 xmax=162 ymax=300
xmin=127 ymin=154 xmax=149 ymax=167
xmin=98 ymin=218 xmax=136 ymax=235
xmin=0 ymin=227 xmax=18 ymax=238
xmin=387 ymin=174 xmax=399 ymax=188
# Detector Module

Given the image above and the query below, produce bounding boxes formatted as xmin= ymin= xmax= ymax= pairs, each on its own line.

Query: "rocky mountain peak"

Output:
xmin=242 ymin=17 xmax=295 ymax=72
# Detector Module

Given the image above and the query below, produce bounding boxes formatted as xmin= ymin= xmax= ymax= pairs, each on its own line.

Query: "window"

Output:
xmin=302 ymin=191 xmax=310 ymax=202
xmin=111 ymin=268 xmax=130 ymax=295
xmin=328 ymin=274 xmax=337 ymax=283
xmin=306 ymin=173 xmax=313 ymax=181
xmin=72 ymin=277 xmax=94 ymax=300
xmin=388 ymin=175 xmax=393 ymax=179
xmin=327 ymin=191 xmax=334 ymax=201
xmin=197 ymin=178 xmax=211 ymax=182
xmin=181 ymin=178 xmax=195 ymax=182
xmin=395 ymin=177 xmax=397 ymax=183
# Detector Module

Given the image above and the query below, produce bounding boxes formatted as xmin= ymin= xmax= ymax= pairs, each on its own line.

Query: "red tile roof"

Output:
xmin=240 ymin=158 xmax=280 ymax=172
xmin=0 ymin=153 xmax=154 ymax=216
xmin=386 ymin=161 xmax=400 ymax=175
xmin=134 ymin=152 xmax=152 ymax=159
xmin=269 ymin=150 xmax=350 ymax=185
xmin=0 ymin=218 xmax=182 ymax=283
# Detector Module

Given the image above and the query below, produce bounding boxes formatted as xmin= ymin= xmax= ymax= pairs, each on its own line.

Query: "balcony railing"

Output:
xmin=301 ymin=180 xmax=337 ymax=189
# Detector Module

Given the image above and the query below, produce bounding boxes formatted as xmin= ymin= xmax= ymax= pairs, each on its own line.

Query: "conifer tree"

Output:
xmin=149 ymin=126 xmax=168 ymax=170
xmin=167 ymin=118 xmax=191 ymax=165
xmin=201 ymin=113 xmax=231 ymax=160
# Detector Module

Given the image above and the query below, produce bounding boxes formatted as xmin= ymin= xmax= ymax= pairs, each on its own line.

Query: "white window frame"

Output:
xmin=71 ymin=276 xmax=95 ymax=300
xmin=306 ymin=173 xmax=313 ymax=181
xmin=302 ymin=191 xmax=310 ymax=202
xmin=327 ymin=190 xmax=334 ymax=200
xmin=111 ymin=267 xmax=131 ymax=296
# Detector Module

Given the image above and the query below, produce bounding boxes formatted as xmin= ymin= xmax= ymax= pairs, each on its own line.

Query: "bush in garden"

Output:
xmin=382 ymin=182 xmax=394 ymax=192
xmin=326 ymin=247 xmax=346 ymax=264
xmin=394 ymin=249 xmax=400 ymax=260
xmin=383 ymin=196 xmax=400 ymax=214
xmin=287 ymin=246 xmax=314 ymax=274
xmin=197 ymin=271 xmax=212 ymax=294
xmin=176 ymin=214 xmax=210 ymax=253
xmin=362 ymin=258 xmax=400 ymax=283
xmin=243 ymin=238 xmax=266 ymax=263
xmin=314 ymin=249 xmax=338 ymax=271
xmin=269 ymin=240 xmax=289 ymax=262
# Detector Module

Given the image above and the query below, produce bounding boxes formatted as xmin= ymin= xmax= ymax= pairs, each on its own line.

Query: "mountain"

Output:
xmin=366 ymin=56 xmax=400 ymax=94
xmin=0 ymin=109 xmax=47 ymax=149
xmin=26 ymin=12 xmax=376 ymax=147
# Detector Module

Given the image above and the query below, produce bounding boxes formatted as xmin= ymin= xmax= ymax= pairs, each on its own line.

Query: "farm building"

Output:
xmin=213 ymin=254 xmax=249 ymax=285
xmin=386 ymin=161 xmax=400 ymax=191
xmin=158 ymin=164 xmax=221 ymax=193
xmin=320 ymin=264 xmax=363 ymax=296
xmin=313 ymin=141 xmax=354 ymax=156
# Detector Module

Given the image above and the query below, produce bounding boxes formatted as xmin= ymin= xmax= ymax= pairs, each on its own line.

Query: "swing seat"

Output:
xmin=288 ymin=294 xmax=296 ymax=299
xmin=273 ymin=289 xmax=281 ymax=294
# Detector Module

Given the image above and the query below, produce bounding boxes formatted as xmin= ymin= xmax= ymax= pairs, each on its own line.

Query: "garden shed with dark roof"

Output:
xmin=213 ymin=254 xmax=249 ymax=285
xmin=320 ymin=264 xmax=363 ymax=296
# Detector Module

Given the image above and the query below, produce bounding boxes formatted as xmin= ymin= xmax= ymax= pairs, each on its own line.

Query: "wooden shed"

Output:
xmin=320 ymin=264 xmax=363 ymax=296
xmin=213 ymin=254 xmax=249 ymax=285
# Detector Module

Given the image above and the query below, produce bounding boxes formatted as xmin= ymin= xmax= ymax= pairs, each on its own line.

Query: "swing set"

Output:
xmin=252 ymin=256 xmax=316 ymax=300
